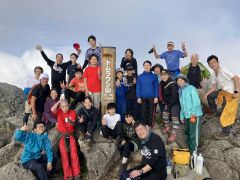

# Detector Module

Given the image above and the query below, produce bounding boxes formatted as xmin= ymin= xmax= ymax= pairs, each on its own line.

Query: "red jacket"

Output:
xmin=55 ymin=109 xmax=76 ymax=133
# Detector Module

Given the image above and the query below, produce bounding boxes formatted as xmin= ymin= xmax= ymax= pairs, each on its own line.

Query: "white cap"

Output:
xmin=39 ymin=73 xmax=49 ymax=80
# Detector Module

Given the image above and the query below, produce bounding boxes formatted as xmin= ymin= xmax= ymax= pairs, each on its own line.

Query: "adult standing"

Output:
xmin=181 ymin=53 xmax=210 ymax=108
xmin=30 ymin=73 xmax=50 ymax=121
xmin=204 ymin=55 xmax=240 ymax=139
xmin=152 ymin=41 xmax=188 ymax=78
xmin=82 ymin=35 xmax=102 ymax=69
xmin=36 ymin=45 xmax=72 ymax=95
xmin=120 ymin=48 xmax=138 ymax=76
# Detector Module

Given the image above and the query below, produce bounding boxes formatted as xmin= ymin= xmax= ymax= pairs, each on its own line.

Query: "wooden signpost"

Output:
xmin=101 ymin=47 xmax=116 ymax=117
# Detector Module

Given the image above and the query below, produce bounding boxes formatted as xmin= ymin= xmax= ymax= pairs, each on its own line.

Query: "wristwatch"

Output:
xmin=139 ymin=169 xmax=144 ymax=175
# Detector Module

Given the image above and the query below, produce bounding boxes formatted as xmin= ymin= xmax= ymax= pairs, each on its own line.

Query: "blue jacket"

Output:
xmin=179 ymin=84 xmax=203 ymax=120
xmin=136 ymin=71 xmax=158 ymax=98
xmin=15 ymin=130 xmax=53 ymax=164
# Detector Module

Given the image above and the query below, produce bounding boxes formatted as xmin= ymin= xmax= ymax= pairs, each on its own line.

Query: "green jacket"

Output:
xmin=179 ymin=84 xmax=203 ymax=120
xmin=181 ymin=62 xmax=210 ymax=80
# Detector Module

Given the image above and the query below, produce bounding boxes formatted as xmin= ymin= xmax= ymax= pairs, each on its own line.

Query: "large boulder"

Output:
xmin=0 ymin=162 xmax=36 ymax=180
xmin=0 ymin=83 xmax=24 ymax=120
xmin=224 ymin=147 xmax=240 ymax=174
xmin=0 ymin=141 xmax=22 ymax=167
xmin=79 ymin=131 xmax=120 ymax=180
xmin=0 ymin=120 xmax=16 ymax=148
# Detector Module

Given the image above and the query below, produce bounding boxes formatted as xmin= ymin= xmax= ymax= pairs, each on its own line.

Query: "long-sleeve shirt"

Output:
xmin=40 ymin=51 xmax=71 ymax=89
xmin=15 ymin=130 xmax=53 ymax=164
xmin=136 ymin=71 xmax=158 ymax=99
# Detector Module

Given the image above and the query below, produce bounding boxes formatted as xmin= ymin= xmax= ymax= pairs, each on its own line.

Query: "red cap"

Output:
xmin=73 ymin=43 xmax=80 ymax=51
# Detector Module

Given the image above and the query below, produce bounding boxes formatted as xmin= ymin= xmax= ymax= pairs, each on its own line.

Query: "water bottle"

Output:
xmin=196 ymin=153 xmax=204 ymax=174
xmin=60 ymin=89 xmax=65 ymax=99
xmin=190 ymin=150 xmax=197 ymax=170
xmin=166 ymin=159 xmax=172 ymax=175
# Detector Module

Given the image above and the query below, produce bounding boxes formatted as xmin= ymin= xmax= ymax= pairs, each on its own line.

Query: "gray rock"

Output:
xmin=204 ymin=158 xmax=234 ymax=180
xmin=0 ymin=162 xmax=36 ymax=180
xmin=0 ymin=83 xmax=24 ymax=120
xmin=232 ymin=169 xmax=240 ymax=180
xmin=201 ymin=116 xmax=221 ymax=139
xmin=0 ymin=120 xmax=16 ymax=148
xmin=0 ymin=141 xmax=22 ymax=167
xmin=207 ymin=140 xmax=234 ymax=151
xmin=79 ymin=140 xmax=120 ymax=180
xmin=224 ymin=147 xmax=240 ymax=174
xmin=203 ymin=148 xmax=225 ymax=161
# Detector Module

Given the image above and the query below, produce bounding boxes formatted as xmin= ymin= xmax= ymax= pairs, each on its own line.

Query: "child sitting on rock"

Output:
xmin=176 ymin=74 xmax=203 ymax=153
xmin=101 ymin=102 xmax=123 ymax=145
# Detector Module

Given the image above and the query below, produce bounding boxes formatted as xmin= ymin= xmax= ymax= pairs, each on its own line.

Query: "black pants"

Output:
xmin=22 ymin=154 xmax=57 ymax=180
xmin=207 ymin=89 xmax=222 ymax=112
xmin=126 ymin=98 xmax=138 ymax=119
xmin=118 ymin=141 xmax=135 ymax=158
xmin=140 ymin=98 xmax=154 ymax=126
xmin=101 ymin=121 xmax=123 ymax=138
xmin=78 ymin=120 xmax=97 ymax=139
xmin=65 ymin=89 xmax=85 ymax=110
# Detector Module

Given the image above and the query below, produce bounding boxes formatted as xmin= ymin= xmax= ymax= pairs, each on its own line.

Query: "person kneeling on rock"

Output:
xmin=14 ymin=121 xmax=56 ymax=180
xmin=51 ymin=99 xmax=81 ymax=180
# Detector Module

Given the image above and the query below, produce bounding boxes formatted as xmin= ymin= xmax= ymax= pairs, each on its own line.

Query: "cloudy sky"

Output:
xmin=0 ymin=0 xmax=240 ymax=88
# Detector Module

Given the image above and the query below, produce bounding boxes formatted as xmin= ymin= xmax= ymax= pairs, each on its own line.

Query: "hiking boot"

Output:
xmin=205 ymin=112 xmax=217 ymax=119
xmin=215 ymin=132 xmax=229 ymax=140
xmin=162 ymin=126 xmax=171 ymax=134
xmin=167 ymin=134 xmax=177 ymax=143
xmin=78 ymin=132 xmax=85 ymax=141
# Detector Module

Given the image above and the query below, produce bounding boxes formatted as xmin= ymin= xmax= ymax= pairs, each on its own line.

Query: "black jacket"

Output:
xmin=120 ymin=57 xmax=138 ymax=74
xmin=160 ymin=78 xmax=179 ymax=109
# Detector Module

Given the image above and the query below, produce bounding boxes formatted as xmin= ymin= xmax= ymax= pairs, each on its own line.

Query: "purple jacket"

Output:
xmin=42 ymin=98 xmax=58 ymax=124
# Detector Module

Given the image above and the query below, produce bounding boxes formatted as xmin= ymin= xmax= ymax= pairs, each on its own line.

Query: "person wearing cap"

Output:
xmin=60 ymin=69 xmax=86 ymax=110
xmin=125 ymin=64 xmax=138 ymax=119
xmin=151 ymin=63 xmax=164 ymax=115
xmin=22 ymin=66 xmax=44 ymax=125
xmin=29 ymin=73 xmax=50 ymax=121
xmin=160 ymin=69 xmax=180 ymax=143
xmin=36 ymin=45 xmax=72 ymax=95
xmin=83 ymin=54 xmax=101 ymax=109
xmin=15 ymin=121 xmax=55 ymax=180
xmin=116 ymin=68 xmax=128 ymax=121
xmin=152 ymin=41 xmax=188 ymax=78
xmin=176 ymin=74 xmax=203 ymax=153
xmin=120 ymin=48 xmax=138 ymax=76
xmin=136 ymin=60 xmax=159 ymax=126
xmin=204 ymin=55 xmax=240 ymax=139
xmin=82 ymin=35 xmax=102 ymax=70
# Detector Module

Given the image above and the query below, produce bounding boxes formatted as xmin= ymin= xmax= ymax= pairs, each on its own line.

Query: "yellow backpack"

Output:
xmin=172 ymin=148 xmax=190 ymax=165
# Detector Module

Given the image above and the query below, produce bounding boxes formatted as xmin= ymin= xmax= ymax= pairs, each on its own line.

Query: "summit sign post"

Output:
xmin=101 ymin=47 xmax=116 ymax=116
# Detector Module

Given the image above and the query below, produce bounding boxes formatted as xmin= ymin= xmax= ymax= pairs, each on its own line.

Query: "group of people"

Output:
xmin=14 ymin=35 xmax=240 ymax=180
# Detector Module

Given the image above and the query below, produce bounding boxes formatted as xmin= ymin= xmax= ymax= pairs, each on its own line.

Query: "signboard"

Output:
xmin=101 ymin=47 xmax=116 ymax=116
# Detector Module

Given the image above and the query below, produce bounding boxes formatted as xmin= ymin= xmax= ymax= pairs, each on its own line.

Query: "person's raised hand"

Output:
xmin=20 ymin=124 xmax=29 ymax=131
xmin=60 ymin=81 xmax=66 ymax=89
xmin=78 ymin=115 xmax=84 ymax=123
xmin=36 ymin=45 xmax=43 ymax=51
xmin=181 ymin=41 xmax=186 ymax=50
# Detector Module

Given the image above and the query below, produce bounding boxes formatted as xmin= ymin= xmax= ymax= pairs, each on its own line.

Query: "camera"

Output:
xmin=148 ymin=48 xmax=154 ymax=54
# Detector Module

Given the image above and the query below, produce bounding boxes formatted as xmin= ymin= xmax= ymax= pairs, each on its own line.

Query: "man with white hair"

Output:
xmin=30 ymin=73 xmax=50 ymax=121
xmin=181 ymin=53 xmax=210 ymax=108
